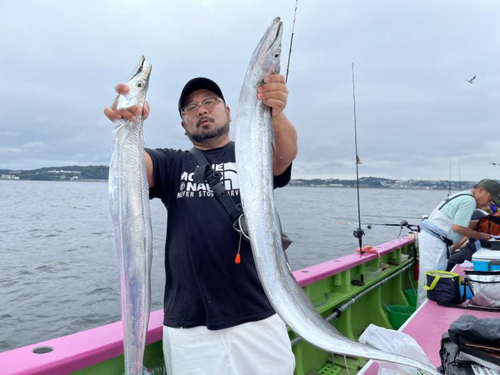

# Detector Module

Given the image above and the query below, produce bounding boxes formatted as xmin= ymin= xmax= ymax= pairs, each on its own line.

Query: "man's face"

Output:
xmin=477 ymin=188 xmax=494 ymax=207
xmin=180 ymin=89 xmax=231 ymax=144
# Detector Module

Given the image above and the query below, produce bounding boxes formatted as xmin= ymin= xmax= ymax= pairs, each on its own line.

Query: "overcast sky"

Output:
xmin=2 ymin=0 xmax=499 ymax=180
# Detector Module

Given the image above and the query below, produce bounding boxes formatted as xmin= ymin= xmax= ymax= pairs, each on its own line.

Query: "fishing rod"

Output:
xmin=351 ymin=62 xmax=365 ymax=253
xmin=334 ymin=220 xmax=420 ymax=232
xmin=363 ymin=214 xmax=427 ymax=220
xmin=285 ymin=0 xmax=299 ymax=83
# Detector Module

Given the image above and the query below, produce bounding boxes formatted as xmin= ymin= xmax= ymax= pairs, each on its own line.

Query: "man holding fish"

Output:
xmin=105 ymin=16 xmax=441 ymax=375
xmin=105 ymin=71 xmax=297 ymax=374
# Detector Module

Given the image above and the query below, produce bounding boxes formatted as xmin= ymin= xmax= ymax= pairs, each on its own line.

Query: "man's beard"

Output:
xmin=186 ymin=122 xmax=230 ymax=143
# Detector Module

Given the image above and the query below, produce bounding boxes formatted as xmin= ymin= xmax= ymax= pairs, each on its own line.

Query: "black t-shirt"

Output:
xmin=145 ymin=141 xmax=291 ymax=330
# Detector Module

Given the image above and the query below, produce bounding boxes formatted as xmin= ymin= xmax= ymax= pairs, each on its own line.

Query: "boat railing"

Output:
xmin=290 ymin=235 xmax=418 ymax=374
xmin=0 ymin=235 xmax=418 ymax=375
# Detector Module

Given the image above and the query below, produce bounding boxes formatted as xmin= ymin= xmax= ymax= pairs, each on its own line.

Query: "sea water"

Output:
xmin=0 ymin=180 xmax=447 ymax=352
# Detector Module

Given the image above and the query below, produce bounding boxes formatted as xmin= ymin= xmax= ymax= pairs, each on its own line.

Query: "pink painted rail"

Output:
xmin=0 ymin=311 xmax=163 ymax=375
xmin=0 ymin=237 xmax=415 ymax=375
xmin=294 ymin=236 xmax=415 ymax=286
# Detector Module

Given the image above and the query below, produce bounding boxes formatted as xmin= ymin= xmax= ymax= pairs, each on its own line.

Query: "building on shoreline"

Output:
xmin=0 ymin=174 xmax=20 ymax=180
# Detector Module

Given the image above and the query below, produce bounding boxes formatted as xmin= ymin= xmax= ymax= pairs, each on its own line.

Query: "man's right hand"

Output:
xmin=104 ymin=83 xmax=154 ymax=189
xmin=103 ymin=83 xmax=150 ymax=122
xmin=479 ymin=232 xmax=494 ymax=241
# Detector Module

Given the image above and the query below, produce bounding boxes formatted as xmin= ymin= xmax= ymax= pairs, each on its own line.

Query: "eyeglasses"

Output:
xmin=181 ymin=97 xmax=223 ymax=116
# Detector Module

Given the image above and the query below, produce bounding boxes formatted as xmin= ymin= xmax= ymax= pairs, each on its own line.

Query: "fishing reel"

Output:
xmin=383 ymin=220 xmax=420 ymax=232
xmin=353 ymin=227 xmax=365 ymax=239
xmin=400 ymin=220 xmax=421 ymax=232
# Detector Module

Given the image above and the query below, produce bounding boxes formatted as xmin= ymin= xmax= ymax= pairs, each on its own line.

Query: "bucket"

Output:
xmin=404 ymin=289 xmax=417 ymax=307
xmin=386 ymin=305 xmax=416 ymax=330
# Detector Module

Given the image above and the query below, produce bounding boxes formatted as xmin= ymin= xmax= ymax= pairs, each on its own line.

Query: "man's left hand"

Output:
xmin=257 ymin=74 xmax=288 ymax=118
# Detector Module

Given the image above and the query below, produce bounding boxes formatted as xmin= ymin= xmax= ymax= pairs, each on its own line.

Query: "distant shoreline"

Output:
xmin=0 ymin=165 xmax=478 ymax=191
xmin=0 ymin=178 xmax=107 ymax=183
xmin=0 ymin=178 xmax=468 ymax=191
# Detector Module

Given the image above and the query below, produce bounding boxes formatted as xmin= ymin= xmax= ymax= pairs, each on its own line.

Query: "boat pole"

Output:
xmin=447 ymin=160 xmax=452 ymax=197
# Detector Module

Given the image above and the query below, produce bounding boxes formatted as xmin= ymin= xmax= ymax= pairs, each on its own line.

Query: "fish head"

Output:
xmin=117 ymin=56 xmax=152 ymax=111
xmin=249 ymin=17 xmax=283 ymax=82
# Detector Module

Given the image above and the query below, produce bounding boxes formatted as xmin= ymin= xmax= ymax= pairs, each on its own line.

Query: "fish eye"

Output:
xmin=273 ymin=53 xmax=280 ymax=59
xmin=136 ymin=81 xmax=144 ymax=88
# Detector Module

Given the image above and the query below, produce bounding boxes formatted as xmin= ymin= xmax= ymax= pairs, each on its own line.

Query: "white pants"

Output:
xmin=418 ymin=231 xmax=449 ymax=305
xmin=162 ymin=314 xmax=295 ymax=375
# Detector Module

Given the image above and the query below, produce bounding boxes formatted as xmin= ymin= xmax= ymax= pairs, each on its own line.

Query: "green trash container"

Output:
xmin=404 ymin=288 xmax=417 ymax=307
xmin=386 ymin=305 xmax=416 ymax=330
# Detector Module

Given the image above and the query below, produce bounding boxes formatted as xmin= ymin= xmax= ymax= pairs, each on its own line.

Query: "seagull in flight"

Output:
xmin=464 ymin=75 xmax=476 ymax=84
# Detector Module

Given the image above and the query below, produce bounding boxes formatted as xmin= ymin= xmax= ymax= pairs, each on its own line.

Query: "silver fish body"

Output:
xmin=234 ymin=19 xmax=438 ymax=375
xmin=108 ymin=56 xmax=153 ymax=375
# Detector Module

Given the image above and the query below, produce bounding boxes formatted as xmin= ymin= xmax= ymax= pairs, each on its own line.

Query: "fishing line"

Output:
xmin=407 ymin=266 xmax=416 ymax=291
xmin=351 ymin=62 xmax=365 ymax=253
xmin=343 ymin=354 xmax=351 ymax=375
xmin=285 ymin=0 xmax=299 ymax=83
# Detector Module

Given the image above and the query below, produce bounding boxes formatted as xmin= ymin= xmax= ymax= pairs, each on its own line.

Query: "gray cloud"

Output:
xmin=1 ymin=0 xmax=499 ymax=181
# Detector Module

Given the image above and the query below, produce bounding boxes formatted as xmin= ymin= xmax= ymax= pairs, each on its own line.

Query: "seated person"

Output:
xmin=447 ymin=208 xmax=498 ymax=271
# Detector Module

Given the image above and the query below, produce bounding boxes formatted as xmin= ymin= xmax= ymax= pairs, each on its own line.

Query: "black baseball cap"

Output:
xmin=178 ymin=77 xmax=225 ymax=115
xmin=476 ymin=179 xmax=500 ymax=206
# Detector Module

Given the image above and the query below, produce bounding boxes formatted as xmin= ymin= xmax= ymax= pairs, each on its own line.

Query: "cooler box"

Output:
xmin=472 ymin=248 xmax=500 ymax=271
